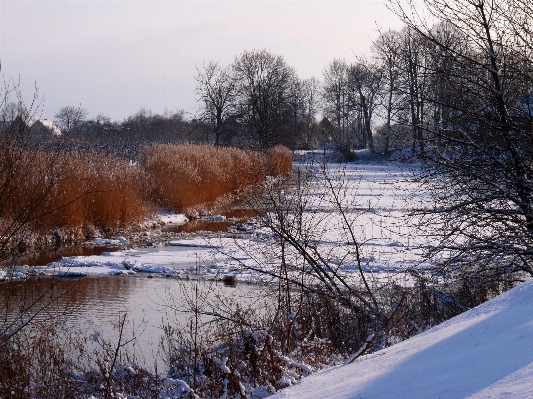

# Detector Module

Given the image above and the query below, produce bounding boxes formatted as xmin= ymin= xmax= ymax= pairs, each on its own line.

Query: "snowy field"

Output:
xmin=3 ymin=161 xmax=433 ymax=283
xmin=272 ymin=278 xmax=533 ymax=399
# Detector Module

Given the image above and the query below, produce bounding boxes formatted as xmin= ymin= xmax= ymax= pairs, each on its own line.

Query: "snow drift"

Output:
xmin=272 ymin=279 xmax=533 ymax=399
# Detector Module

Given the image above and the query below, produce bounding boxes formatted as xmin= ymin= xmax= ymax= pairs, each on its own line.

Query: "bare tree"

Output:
xmin=322 ymin=59 xmax=353 ymax=156
xmin=195 ymin=61 xmax=236 ymax=146
xmin=233 ymin=49 xmax=297 ymax=149
xmin=347 ymin=59 xmax=383 ymax=151
xmin=387 ymin=0 xmax=533 ymax=278
xmin=54 ymin=105 xmax=88 ymax=133
xmin=396 ymin=27 xmax=432 ymax=154
xmin=372 ymin=29 xmax=402 ymax=155
xmin=300 ymin=77 xmax=321 ymax=149
xmin=0 ymin=101 xmax=20 ymax=122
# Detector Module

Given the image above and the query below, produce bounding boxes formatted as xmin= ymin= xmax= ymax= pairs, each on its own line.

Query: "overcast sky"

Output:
xmin=0 ymin=1 xmax=405 ymax=121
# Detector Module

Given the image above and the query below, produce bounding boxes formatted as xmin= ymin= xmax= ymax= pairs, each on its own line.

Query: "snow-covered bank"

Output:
xmin=272 ymin=279 xmax=533 ymax=399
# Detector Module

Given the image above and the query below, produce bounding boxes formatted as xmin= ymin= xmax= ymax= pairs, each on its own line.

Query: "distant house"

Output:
xmin=11 ymin=115 xmax=62 ymax=136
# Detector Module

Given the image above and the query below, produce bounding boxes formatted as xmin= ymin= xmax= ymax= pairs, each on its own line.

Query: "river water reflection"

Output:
xmin=1 ymin=276 xmax=271 ymax=371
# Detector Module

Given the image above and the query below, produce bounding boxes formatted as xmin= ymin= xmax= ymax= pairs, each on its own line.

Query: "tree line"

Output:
xmin=2 ymin=0 xmax=531 ymax=164
xmin=196 ymin=12 xmax=530 ymax=161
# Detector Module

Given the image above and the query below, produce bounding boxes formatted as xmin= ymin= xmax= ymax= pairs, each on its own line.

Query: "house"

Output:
xmin=11 ymin=115 xmax=62 ymax=136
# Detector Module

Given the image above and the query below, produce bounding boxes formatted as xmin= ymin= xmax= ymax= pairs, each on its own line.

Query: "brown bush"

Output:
xmin=140 ymin=144 xmax=270 ymax=212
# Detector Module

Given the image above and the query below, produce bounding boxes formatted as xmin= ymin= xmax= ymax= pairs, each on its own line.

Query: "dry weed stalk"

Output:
xmin=2 ymin=150 xmax=150 ymax=240
xmin=266 ymin=145 xmax=292 ymax=177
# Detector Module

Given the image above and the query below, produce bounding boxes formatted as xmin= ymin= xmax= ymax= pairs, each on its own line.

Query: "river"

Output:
xmin=0 ymin=275 xmax=272 ymax=371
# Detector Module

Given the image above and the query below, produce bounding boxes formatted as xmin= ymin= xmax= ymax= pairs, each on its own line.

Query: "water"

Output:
xmin=0 ymin=276 xmax=271 ymax=371
xmin=6 ymin=246 xmax=120 ymax=267
xmin=1 ymin=206 xmax=267 ymax=371
xmin=8 ymin=207 xmax=261 ymax=267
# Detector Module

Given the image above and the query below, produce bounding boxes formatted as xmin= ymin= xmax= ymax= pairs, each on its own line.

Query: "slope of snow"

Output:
xmin=272 ymin=279 xmax=533 ymax=399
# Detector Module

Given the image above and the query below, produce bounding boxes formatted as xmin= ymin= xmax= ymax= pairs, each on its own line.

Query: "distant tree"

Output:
xmin=233 ymin=49 xmax=297 ymax=149
xmin=300 ymin=77 xmax=322 ymax=149
xmin=122 ymin=108 xmax=190 ymax=144
xmin=372 ymin=29 xmax=402 ymax=154
xmin=54 ymin=105 xmax=88 ymax=133
xmin=347 ymin=59 xmax=383 ymax=151
xmin=195 ymin=61 xmax=236 ymax=146
xmin=0 ymin=101 xmax=19 ymax=122
xmin=322 ymin=59 xmax=355 ymax=158
xmin=286 ymin=76 xmax=309 ymax=151
xmin=396 ymin=27 xmax=431 ymax=154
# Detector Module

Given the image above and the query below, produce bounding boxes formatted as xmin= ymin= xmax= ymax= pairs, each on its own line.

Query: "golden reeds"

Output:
xmin=1 ymin=144 xmax=292 ymax=239
xmin=140 ymin=144 xmax=268 ymax=212
xmin=266 ymin=145 xmax=293 ymax=177
xmin=2 ymin=151 xmax=150 ymax=235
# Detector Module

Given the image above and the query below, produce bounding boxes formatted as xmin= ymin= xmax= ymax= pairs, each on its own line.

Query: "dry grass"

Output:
xmin=267 ymin=145 xmax=293 ymax=177
xmin=1 ymin=150 xmax=150 ymax=236
xmin=0 ymin=143 xmax=292 ymax=246
xmin=140 ymin=144 xmax=279 ymax=212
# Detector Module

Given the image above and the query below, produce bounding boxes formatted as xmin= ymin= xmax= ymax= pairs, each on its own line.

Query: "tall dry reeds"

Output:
xmin=266 ymin=145 xmax=292 ymax=177
xmin=2 ymin=150 xmax=150 ymax=237
xmin=140 ymin=144 xmax=276 ymax=212
xmin=1 ymin=142 xmax=292 ymax=250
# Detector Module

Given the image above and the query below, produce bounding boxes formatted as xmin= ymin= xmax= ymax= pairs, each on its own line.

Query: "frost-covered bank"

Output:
xmin=272 ymin=278 xmax=533 ymax=399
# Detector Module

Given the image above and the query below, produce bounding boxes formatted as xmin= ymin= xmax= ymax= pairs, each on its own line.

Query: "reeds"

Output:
xmin=140 ymin=144 xmax=276 ymax=212
xmin=266 ymin=145 xmax=293 ymax=177
xmin=1 ymin=150 xmax=150 ymax=237
xmin=0 ymin=143 xmax=292 ymax=244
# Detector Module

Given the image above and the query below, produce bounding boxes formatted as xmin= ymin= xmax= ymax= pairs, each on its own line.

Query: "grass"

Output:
xmin=140 ymin=144 xmax=288 ymax=212
xmin=0 ymin=143 xmax=292 ymax=249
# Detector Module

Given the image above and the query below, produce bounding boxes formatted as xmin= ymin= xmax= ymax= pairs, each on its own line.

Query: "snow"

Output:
xmin=3 ymin=162 xmax=430 ymax=282
xmin=271 ymin=279 xmax=533 ymax=399
xmin=29 ymin=245 xmax=214 ymax=277
xmin=157 ymin=211 xmax=189 ymax=225
xmin=92 ymin=236 xmax=128 ymax=245
xmin=25 ymin=115 xmax=62 ymax=136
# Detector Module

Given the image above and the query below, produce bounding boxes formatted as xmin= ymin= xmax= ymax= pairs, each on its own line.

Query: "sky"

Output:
xmin=0 ymin=1 xmax=405 ymax=122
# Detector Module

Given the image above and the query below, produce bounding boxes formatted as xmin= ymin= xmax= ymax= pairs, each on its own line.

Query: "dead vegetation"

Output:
xmin=140 ymin=144 xmax=291 ymax=213
xmin=0 ymin=139 xmax=292 ymax=260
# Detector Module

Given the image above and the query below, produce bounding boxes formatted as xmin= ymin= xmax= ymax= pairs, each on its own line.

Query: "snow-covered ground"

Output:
xmin=4 ymin=162 xmax=431 ymax=281
xmin=272 ymin=278 xmax=533 ymax=399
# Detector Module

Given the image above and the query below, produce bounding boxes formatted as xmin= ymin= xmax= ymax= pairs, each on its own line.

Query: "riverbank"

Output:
xmin=3 ymin=161 xmax=427 ymax=286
